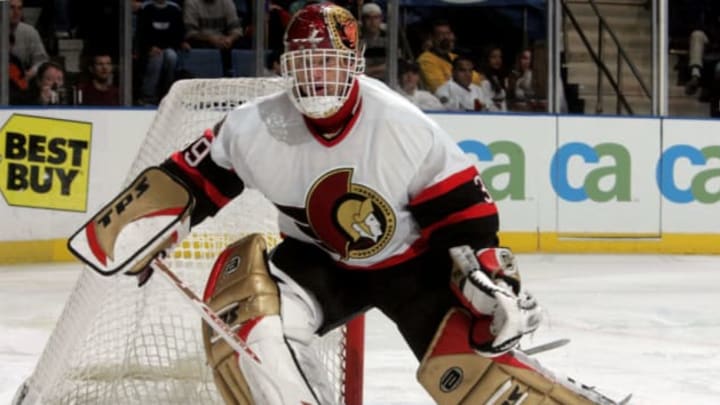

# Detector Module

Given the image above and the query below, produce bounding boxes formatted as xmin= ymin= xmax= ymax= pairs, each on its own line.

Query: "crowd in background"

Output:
xmin=6 ymin=0 xmax=559 ymax=113
xmin=4 ymin=0 xmax=553 ymax=111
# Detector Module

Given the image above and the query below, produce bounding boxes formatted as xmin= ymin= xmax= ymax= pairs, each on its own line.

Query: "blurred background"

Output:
xmin=1 ymin=0 xmax=716 ymax=118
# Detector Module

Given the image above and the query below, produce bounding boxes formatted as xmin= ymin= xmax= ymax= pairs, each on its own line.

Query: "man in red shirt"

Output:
xmin=77 ymin=53 xmax=120 ymax=105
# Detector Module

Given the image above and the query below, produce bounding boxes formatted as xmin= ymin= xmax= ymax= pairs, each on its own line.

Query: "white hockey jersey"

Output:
xmin=197 ymin=76 xmax=498 ymax=269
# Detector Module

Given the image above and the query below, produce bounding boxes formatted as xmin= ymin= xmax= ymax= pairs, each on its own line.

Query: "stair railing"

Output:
xmin=561 ymin=0 xmax=652 ymax=114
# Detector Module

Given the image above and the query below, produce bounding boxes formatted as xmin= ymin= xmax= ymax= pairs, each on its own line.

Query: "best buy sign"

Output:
xmin=0 ymin=114 xmax=92 ymax=211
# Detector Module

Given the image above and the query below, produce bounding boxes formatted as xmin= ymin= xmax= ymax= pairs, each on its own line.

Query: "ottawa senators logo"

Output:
xmin=296 ymin=168 xmax=395 ymax=260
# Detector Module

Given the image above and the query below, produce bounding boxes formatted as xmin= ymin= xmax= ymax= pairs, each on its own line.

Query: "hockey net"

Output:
xmin=15 ymin=78 xmax=364 ymax=405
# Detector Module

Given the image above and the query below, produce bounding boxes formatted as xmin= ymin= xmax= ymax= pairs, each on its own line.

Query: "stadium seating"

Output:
xmin=231 ymin=49 xmax=262 ymax=77
xmin=178 ymin=49 xmax=224 ymax=78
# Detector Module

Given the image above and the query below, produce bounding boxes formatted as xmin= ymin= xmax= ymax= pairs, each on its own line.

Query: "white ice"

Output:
xmin=1 ymin=254 xmax=719 ymax=404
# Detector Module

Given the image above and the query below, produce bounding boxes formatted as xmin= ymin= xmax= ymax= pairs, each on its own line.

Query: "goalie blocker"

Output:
xmin=67 ymin=167 xmax=193 ymax=280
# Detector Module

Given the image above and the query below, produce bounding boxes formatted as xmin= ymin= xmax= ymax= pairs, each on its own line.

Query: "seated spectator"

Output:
xmin=416 ymin=19 xmax=482 ymax=93
xmin=435 ymin=56 xmax=494 ymax=112
xmin=9 ymin=0 xmax=49 ymax=79
xmin=683 ymin=1 xmax=720 ymax=97
xmin=8 ymin=33 xmax=30 ymax=105
xmin=77 ymin=53 xmax=120 ymax=105
xmin=47 ymin=0 xmax=72 ymax=38
xmin=264 ymin=50 xmax=281 ymax=77
xmin=361 ymin=2 xmax=387 ymax=81
xmin=183 ymin=0 xmax=245 ymax=76
xmin=136 ymin=0 xmax=188 ymax=105
xmin=289 ymin=0 xmax=314 ymax=15
xmin=479 ymin=45 xmax=508 ymax=112
xmin=509 ymin=49 xmax=534 ymax=101
xmin=72 ymin=0 xmax=121 ymax=61
xmin=507 ymin=48 xmax=546 ymax=112
xmin=25 ymin=61 xmax=71 ymax=105
xmin=395 ymin=60 xmax=444 ymax=110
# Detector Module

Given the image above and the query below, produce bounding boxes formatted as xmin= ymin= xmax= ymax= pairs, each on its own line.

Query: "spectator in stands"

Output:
xmin=263 ymin=50 xmax=281 ymax=77
xmin=683 ymin=1 xmax=720 ymax=97
xmin=416 ymin=19 xmax=482 ymax=93
xmin=267 ymin=1 xmax=292 ymax=55
xmin=183 ymin=0 xmax=245 ymax=76
xmin=52 ymin=0 xmax=72 ymax=38
xmin=9 ymin=0 xmax=49 ymax=79
xmin=25 ymin=61 xmax=70 ymax=105
xmin=479 ymin=45 xmax=508 ymax=112
xmin=72 ymin=0 xmax=121 ymax=60
xmin=77 ymin=53 xmax=120 ymax=105
xmin=435 ymin=56 xmax=494 ymax=112
xmin=289 ymin=0 xmax=313 ymax=15
xmin=508 ymin=49 xmax=534 ymax=102
xmin=361 ymin=2 xmax=387 ymax=81
xmin=8 ymin=33 xmax=30 ymax=105
xmin=507 ymin=48 xmax=546 ymax=112
xmin=394 ymin=59 xmax=444 ymax=110
xmin=136 ymin=0 xmax=188 ymax=105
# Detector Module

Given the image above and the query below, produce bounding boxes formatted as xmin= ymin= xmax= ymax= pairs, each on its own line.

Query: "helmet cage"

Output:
xmin=281 ymin=48 xmax=364 ymax=118
xmin=280 ymin=3 xmax=365 ymax=118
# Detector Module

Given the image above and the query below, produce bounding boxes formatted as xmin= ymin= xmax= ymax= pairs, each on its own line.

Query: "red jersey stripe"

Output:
xmin=170 ymin=153 xmax=233 ymax=208
xmin=410 ymin=166 xmax=479 ymax=206
xmin=420 ymin=203 xmax=498 ymax=239
xmin=336 ymin=236 xmax=429 ymax=271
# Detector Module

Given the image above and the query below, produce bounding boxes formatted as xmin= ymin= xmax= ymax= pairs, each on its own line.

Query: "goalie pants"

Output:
xmin=270 ymin=237 xmax=461 ymax=360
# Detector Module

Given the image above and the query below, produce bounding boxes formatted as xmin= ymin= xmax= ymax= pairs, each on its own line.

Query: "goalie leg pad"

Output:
xmin=202 ymin=233 xmax=281 ymax=405
xmin=417 ymin=308 xmax=598 ymax=405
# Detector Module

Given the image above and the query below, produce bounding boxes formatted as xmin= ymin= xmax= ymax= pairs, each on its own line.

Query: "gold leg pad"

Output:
xmin=418 ymin=308 xmax=598 ymax=405
xmin=202 ymin=233 xmax=281 ymax=405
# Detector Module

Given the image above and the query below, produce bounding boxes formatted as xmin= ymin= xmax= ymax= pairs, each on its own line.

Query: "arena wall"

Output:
xmin=1 ymin=109 xmax=718 ymax=263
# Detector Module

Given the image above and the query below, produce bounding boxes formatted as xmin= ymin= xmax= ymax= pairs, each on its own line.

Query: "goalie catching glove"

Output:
xmin=449 ymin=245 xmax=542 ymax=356
xmin=67 ymin=167 xmax=193 ymax=287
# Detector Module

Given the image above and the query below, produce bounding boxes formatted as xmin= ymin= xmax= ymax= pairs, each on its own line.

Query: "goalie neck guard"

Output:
xmin=280 ymin=2 xmax=365 ymax=119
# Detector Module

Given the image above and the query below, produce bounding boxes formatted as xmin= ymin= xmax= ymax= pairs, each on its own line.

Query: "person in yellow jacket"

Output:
xmin=417 ymin=19 xmax=483 ymax=93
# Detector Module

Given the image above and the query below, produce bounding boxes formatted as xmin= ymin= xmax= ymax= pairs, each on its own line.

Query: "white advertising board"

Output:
xmin=555 ymin=116 xmax=661 ymax=235
xmin=0 ymin=109 xmax=153 ymax=241
xmin=429 ymin=113 xmax=556 ymax=233
xmin=661 ymin=118 xmax=720 ymax=233
xmin=2 ymin=108 xmax=720 ymax=259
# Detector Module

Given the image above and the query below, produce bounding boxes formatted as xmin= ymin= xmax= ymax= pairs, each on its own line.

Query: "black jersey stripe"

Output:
xmin=426 ymin=217 xmax=500 ymax=251
xmin=410 ymin=181 xmax=492 ymax=229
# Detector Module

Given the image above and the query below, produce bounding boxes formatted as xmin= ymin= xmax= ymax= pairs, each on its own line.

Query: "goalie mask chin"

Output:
xmin=280 ymin=2 xmax=365 ymax=119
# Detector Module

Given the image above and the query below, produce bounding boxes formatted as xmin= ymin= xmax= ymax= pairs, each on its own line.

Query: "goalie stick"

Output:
xmin=519 ymin=340 xmax=633 ymax=404
xmin=64 ymin=168 xmax=263 ymax=364
xmin=512 ymin=346 xmax=633 ymax=405
xmin=522 ymin=338 xmax=571 ymax=356
xmin=151 ymin=258 xmax=264 ymax=365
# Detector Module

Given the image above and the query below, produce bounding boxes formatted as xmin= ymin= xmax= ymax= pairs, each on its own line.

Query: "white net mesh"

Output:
xmin=18 ymin=79 xmax=359 ymax=405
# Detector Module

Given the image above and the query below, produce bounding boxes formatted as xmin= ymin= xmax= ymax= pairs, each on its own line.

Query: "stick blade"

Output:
xmin=522 ymin=338 xmax=571 ymax=355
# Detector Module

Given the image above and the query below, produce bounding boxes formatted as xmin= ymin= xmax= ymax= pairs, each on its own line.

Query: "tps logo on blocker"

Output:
xmin=657 ymin=144 xmax=720 ymax=204
xmin=459 ymin=140 xmax=525 ymax=201
xmin=551 ymin=142 xmax=631 ymax=202
xmin=0 ymin=114 xmax=92 ymax=211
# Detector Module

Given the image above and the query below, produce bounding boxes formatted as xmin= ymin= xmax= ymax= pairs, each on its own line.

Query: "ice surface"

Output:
xmin=1 ymin=254 xmax=718 ymax=404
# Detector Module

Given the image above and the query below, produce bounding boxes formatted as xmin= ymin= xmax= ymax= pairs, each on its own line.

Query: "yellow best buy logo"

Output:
xmin=0 ymin=114 xmax=91 ymax=212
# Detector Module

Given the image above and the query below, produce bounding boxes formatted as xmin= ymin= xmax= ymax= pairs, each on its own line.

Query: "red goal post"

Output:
xmin=14 ymin=78 xmax=365 ymax=405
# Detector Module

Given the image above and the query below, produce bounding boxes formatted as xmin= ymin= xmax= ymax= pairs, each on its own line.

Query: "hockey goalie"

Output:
xmin=66 ymin=2 xmax=625 ymax=404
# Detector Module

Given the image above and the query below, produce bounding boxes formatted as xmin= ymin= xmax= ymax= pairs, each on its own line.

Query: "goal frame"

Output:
xmin=15 ymin=78 xmax=366 ymax=405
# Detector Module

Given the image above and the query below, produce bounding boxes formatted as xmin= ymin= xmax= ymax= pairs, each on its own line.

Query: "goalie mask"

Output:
xmin=281 ymin=2 xmax=365 ymax=119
